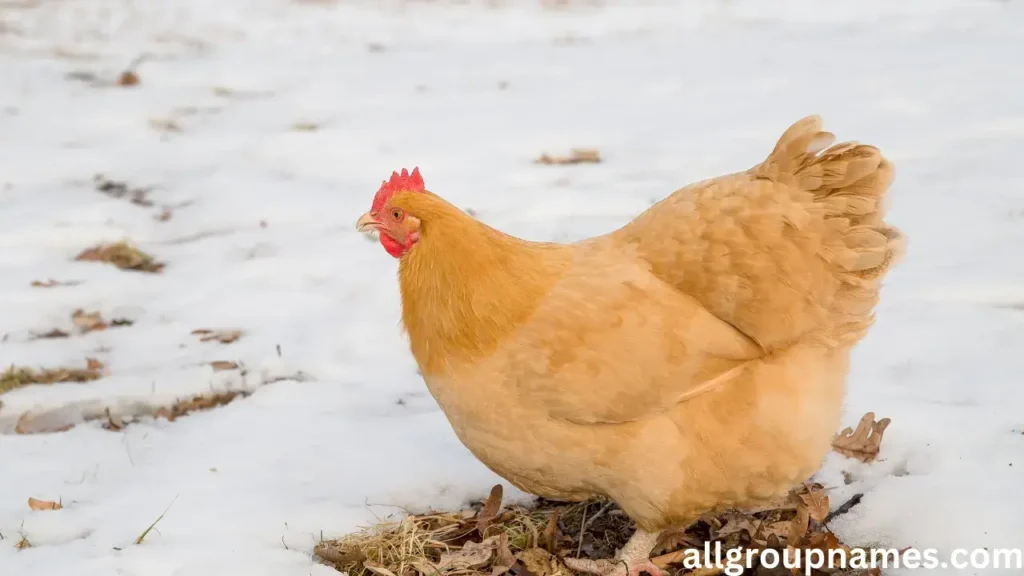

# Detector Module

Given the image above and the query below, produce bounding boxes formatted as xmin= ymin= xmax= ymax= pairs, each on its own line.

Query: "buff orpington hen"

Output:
xmin=356 ymin=116 xmax=905 ymax=576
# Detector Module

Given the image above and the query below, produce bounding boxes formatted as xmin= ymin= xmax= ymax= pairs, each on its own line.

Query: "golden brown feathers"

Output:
xmin=378 ymin=116 xmax=904 ymax=537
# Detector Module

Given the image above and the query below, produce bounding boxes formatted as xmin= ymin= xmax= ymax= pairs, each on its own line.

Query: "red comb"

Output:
xmin=371 ymin=167 xmax=425 ymax=212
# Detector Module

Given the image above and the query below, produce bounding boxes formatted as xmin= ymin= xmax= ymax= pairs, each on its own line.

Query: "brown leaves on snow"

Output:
xmin=32 ymin=309 xmax=133 ymax=340
xmin=832 ymin=412 xmax=891 ymax=463
xmin=75 ymin=241 xmax=164 ymax=273
xmin=27 ymin=497 xmax=63 ymax=511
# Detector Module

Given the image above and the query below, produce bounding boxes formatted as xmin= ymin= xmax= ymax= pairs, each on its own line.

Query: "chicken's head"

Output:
xmin=356 ymin=167 xmax=425 ymax=258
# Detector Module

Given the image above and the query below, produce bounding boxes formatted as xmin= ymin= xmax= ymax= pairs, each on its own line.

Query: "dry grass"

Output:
xmin=0 ymin=360 xmax=104 ymax=395
xmin=155 ymin=391 xmax=246 ymax=422
xmin=74 ymin=241 xmax=164 ymax=273
xmin=103 ymin=390 xmax=249 ymax=431
xmin=315 ymin=483 xmax=879 ymax=576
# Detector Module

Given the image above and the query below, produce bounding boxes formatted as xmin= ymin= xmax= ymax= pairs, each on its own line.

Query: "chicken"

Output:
xmin=355 ymin=116 xmax=905 ymax=576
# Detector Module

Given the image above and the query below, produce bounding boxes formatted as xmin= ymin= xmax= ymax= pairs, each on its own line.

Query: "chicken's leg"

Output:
xmin=563 ymin=529 xmax=665 ymax=576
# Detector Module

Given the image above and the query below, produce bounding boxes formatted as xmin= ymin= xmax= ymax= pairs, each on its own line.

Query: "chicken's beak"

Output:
xmin=356 ymin=212 xmax=380 ymax=236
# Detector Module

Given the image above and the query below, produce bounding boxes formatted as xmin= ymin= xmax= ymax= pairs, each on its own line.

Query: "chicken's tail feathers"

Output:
xmin=757 ymin=115 xmax=907 ymax=346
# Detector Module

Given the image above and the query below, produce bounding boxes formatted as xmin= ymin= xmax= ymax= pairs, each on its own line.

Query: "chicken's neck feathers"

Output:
xmin=394 ymin=192 xmax=571 ymax=376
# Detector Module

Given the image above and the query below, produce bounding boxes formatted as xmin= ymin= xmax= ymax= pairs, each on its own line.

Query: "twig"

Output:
xmin=824 ymin=493 xmax=863 ymax=525
xmin=581 ymin=500 xmax=615 ymax=532
xmin=576 ymin=504 xmax=588 ymax=558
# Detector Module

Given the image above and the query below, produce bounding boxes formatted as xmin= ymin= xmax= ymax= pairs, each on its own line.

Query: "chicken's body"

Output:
xmin=358 ymin=116 xmax=905 ymax=576
xmin=415 ymin=247 xmax=851 ymax=530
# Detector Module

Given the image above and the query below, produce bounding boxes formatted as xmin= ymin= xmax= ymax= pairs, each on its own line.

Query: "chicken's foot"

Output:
xmin=563 ymin=528 xmax=665 ymax=576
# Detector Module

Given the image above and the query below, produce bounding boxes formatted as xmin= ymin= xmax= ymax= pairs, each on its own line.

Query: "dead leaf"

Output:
xmin=832 ymin=412 xmax=891 ymax=463
xmin=117 ymin=69 xmax=140 ymax=87
xmin=72 ymin=309 xmax=108 ymax=333
xmin=516 ymin=548 xmax=562 ymax=576
xmin=85 ymin=357 xmax=105 ymax=371
xmin=210 ymin=361 xmax=239 ymax=372
xmin=653 ymin=527 xmax=701 ymax=555
xmin=788 ymin=505 xmax=810 ymax=545
xmin=477 ymin=484 xmax=503 ymax=536
xmin=818 ymin=532 xmax=842 ymax=552
xmin=797 ymin=487 xmax=830 ymax=522
xmin=754 ymin=520 xmax=792 ymax=545
xmin=436 ymin=537 xmax=498 ymax=572
xmin=534 ymin=149 xmax=601 ymax=165
xmin=192 ymin=329 xmax=243 ymax=344
xmin=75 ymin=242 xmax=164 ymax=273
xmin=714 ymin=511 xmax=758 ymax=540
xmin=541 ymin=510 xmax=559 ymax=553
xmin=155 ymin=209 xmax=173 ymax=222
xmin=15 ymin=536 xmax=31 ymax=550
xmin=493 ymin=533 xmax=516 ymax=576
xmin=28 ymin=497 xmax=62 ymax=511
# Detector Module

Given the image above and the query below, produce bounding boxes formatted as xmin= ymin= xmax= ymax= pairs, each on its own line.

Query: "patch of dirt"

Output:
xmin=74 ymin=241 xmax=164 ymax=273
xmin=314 ymin=482 xmax=877 ymax=576
xmin=0 ymin=358 xmax=105 ymax=395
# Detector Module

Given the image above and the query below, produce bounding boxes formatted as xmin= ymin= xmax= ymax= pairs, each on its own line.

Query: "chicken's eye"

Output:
xmin=391 ymin=209 xmax=403 ymax=221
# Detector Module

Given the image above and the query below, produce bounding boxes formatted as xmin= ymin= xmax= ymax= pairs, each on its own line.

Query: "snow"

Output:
xmin=1 ymin=0 xmax=1022 ymax=574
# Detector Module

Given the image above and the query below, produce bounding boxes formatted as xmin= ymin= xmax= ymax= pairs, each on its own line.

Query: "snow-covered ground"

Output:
xmin=1 ymin=0 xmax=1022 ymax=574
